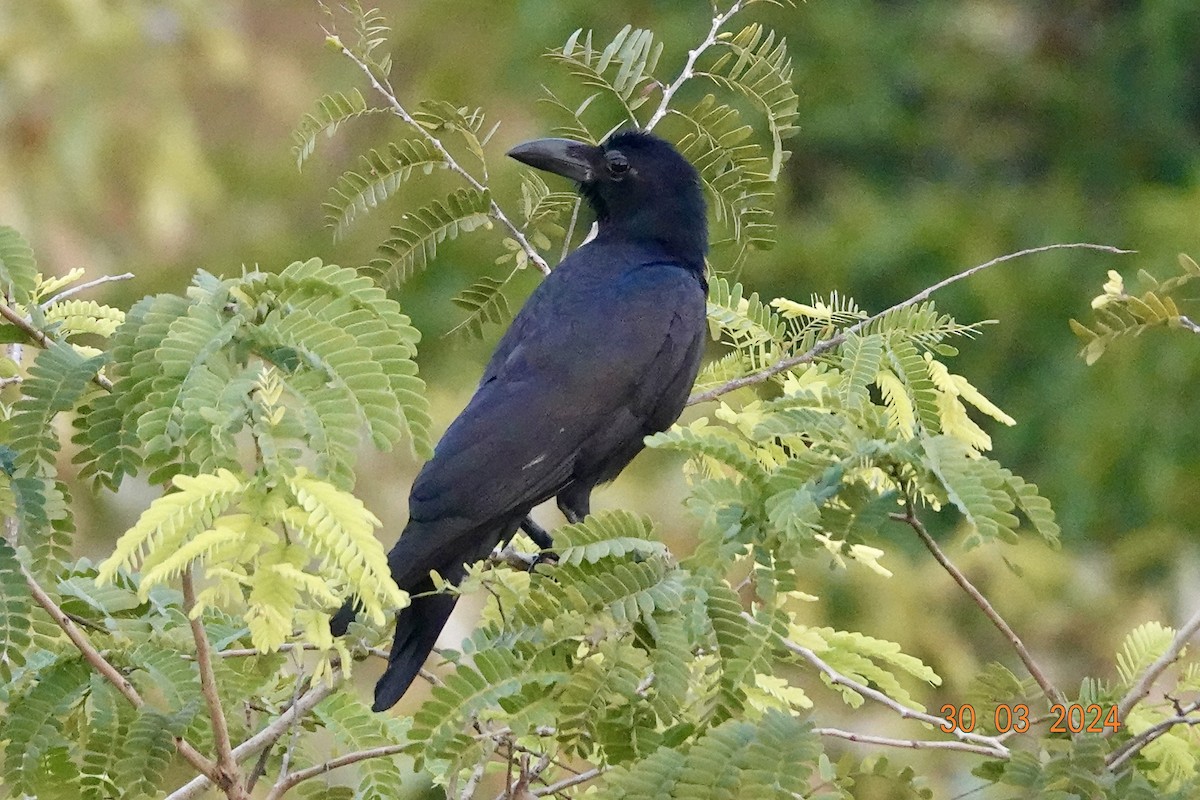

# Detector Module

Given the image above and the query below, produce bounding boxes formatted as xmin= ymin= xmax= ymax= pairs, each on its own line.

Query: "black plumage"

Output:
xmin=332 ymin=130 xmax=708 ymax=711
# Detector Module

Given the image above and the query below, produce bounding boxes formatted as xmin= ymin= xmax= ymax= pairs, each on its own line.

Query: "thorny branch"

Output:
xmin=644 ymin=0 xmax=745 ymax=130
xmin=330 ymin=37 xmax=551 ymax=275
xmin=687 ymin=243 xmax=1134 ymax=406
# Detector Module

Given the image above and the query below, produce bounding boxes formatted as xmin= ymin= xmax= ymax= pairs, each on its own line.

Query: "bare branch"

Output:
xmin=896 ymin=506 xmax=1064 ymax=705
xmin=332 ymin=38 xmax=550 ymax=275
xmin=215 ymin=642 xmax=322 ymax=658
xmin=1179 ymin=316 xmax=1200 ymax=334
xmin=644 ymin=0 xmax=744 ymax=130
xmin=1113 ymin=606 xmax=1200 ymax=730
xmin=532 ymin=766 xmax=605 ymax=797
xmin=182 ymin=571 xmax=245 ymax=797
xmin=814 ymin=727 xmax=1006 ymax=758
xmin=23 ymin=564 xmax=220 ymax=784
xmin=688 ymin=243 xmax=1134 ymax=406
xmin=40 ymin=272 xmax=134 ymax=310
xmin=265 ymin=743 xmax=411 ymax=800
xmin=756 ymin=610 xmax=1009 ymax=757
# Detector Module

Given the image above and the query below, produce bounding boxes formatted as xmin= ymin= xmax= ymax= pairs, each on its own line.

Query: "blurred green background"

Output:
xmin=4 ymin=1 xmax=1199 ymax=794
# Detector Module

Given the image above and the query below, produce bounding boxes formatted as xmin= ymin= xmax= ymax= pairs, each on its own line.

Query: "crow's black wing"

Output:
xmin=408 ymin=253 xmax=706 ymax=530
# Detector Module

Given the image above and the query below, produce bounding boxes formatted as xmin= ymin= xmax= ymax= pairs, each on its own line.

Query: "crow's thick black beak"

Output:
xmin=507 ymin=138 xmax=599 ymax=183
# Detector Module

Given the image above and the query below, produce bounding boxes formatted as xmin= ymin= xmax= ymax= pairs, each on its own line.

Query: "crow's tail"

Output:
xmin=372 ymin=589 xmax=458 ymax=711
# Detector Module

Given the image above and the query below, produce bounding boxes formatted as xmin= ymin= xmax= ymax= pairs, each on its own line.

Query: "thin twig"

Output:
xmin=1113 ymin=606 xmax=1200 ymax=731
xmin=687 ymin=243 xmax=1134 ymax=406
xmin=182 ymin=571 xmax=245 ymax=797
xmin=274 ymin=654 xmax=307 ymax=792
xmin=532 ymin=766 xmax=605 ymax=797
xmin=40 ymin=272 xmax=134 ymax=310
xmin=165 ymin=676 xmax=341 ymax=800
xmin=756 ymin=611 xmax=1009 ymax=756
xmin=813 ymin=727 xmax=1006 ymax=757
xmin=216 ymin=642 xmax=322 ymax=658
xmin=331 ymin=37 xmax=550 ymax=275
xmin=896 ymin=506 xmax=1064 ymax=705
xmin=265 ymin=743 xmax=411 ymax=800
xmin=23 ymin=565 xmax=220 ymax=783
xmin=1177 ymin=316 xmax=1200 ymax=334
xmin=459 ymin=753 xmax=490 ymax=800
xmin=1107 ymin=701 xmax=1200 ymax=771
xmin=0 ymin=298 xmax=114 ymax=391
xmin=644 ymin=1 xmax=743 ymax=130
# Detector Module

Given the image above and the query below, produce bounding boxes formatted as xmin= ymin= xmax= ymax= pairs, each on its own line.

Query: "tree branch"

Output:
xmin=165 ymin=675 xmax=341 ymax=800
xmin=687 ymin=243 xmax=1133 ymax=406
xmin=182 ymin=570 xmax=245 ymax=798
xmin=756 ymin=611 xmax=1009 ymax=757
xmin=39 ymin=272 xmax=134 ymax=310
xmin=896 ymin=505 xmax=1064 ymax=705
xmin=331 ymin=37 xmax=550 ymax=275
xmin=813 ymin=727 xmax=1006 ymax=757
xmin=22 ymin=564 xmax=220 ymax=783
xmin=264 ymin=743 xmax=411 ymax=800
xmin=1107 ymin=701 xmax=1200 ymax=771
xmin=644 ymin=0 xmax=744 ymax=130
xmin=1178 ymin=315 xmax=1200 ymax=334
xmin=0 ymin=298 xmax=114 ymax=391
xmin=532 ymin=766 xmax=605 ymax=797
xmin=1113 ymin=606 xmax=1200 ymax=730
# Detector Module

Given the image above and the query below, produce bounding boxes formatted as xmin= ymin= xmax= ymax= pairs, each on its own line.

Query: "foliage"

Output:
xmin=2 ymin=3 xmax=1199 ymax=800
xmin=299 ymin=1 xmax=801 ymax=338
xmin=1071 ymin=253 xmax=1200 ymax=364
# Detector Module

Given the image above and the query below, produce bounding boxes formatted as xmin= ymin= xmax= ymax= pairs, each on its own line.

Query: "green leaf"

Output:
xmin=0 ymin=225 xmax=38 ymax=305
xmin=597 ymin=711 xmax=820 ymax=799
xmin=702 ymin=24 xmax=799 ymax=181
xmin=324 ymin=140 xmax=448 ymax=239
xmin=0 ymin=537 xmax=31 ymax=684
xmin=548 ymin=26 xmax=663 ymax=123
xmin=372 ymin=188 xmax=493 ymax=284
xmin=292 ymin=89 xmax=381 ymax=169
xmin=448 ymin=274 xmax=513 ymax=340
xmin=3 ymin=656 xmax=90 ymax=798
xmin=117 ymin=703 xmax=198 ymax=799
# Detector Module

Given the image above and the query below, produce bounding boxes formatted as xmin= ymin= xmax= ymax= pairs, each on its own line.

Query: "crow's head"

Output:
xmin=508 ymin=131 xmax=707 ymax=269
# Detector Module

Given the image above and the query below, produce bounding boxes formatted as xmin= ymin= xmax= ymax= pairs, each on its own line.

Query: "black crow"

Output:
xmin=332 ymin=130 xmax=708 ymax=711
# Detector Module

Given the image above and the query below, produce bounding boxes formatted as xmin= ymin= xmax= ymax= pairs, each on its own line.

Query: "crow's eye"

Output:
xmin=607 ymin=151 xmax=630 ymax=177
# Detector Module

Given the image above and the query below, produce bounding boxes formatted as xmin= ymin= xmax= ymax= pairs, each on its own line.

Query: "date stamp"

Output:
xmin=939 ymin=703 xmax=1122 ymax=734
